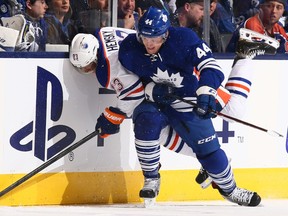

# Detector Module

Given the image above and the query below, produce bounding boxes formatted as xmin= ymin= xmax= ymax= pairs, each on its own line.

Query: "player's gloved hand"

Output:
xmin=145 ymin=82 xmax=176 ymax=105
xmin=95 ymin=107 xmax=126 ymax=138
xmin=195 ymin=86 xmax=217 ymax=119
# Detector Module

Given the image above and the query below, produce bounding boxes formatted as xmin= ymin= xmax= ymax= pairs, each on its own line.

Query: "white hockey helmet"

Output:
xmin=69 ymin=33 xmax=99 ymax=74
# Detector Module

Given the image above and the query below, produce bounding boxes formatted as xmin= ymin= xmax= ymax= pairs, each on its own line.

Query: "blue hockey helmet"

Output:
xmin=137 ymin=6 xmax=170 ymax=38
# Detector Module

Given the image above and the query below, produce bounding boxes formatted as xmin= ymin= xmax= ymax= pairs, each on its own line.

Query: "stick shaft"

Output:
xmin=0 ymin=130 xmax=99 ymax=198
xmin=172 ymin=95 xmax=283 ymax=137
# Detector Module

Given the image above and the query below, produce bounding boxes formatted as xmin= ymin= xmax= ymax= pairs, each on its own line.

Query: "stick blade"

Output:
xmin=267 ymin=130 xmax=283 ymax=137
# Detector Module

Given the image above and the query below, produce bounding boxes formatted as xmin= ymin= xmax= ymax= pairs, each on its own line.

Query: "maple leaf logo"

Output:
xmin=151 ymin=68 xmax=183 ymax=87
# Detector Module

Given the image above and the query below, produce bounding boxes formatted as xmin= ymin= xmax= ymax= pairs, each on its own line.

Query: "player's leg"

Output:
xmin=170 ymin=113 xmax=261 ymax=206
xmin=195 ymin=29 xmax=281 ymax=190
xmin=217 ymin=58 xmax=254 ymax=121
xmin=159 ymin=125 xmax=214 ymax=188
xmin=159 ymin=125 xmax=196 ymax=156
xmin=133 ymin=101 xmax=168 ymax=204
xmin=196 ymin=57 xmax=260 ymax=189
xmin=217 ymin=29 xmax=279 ymax=119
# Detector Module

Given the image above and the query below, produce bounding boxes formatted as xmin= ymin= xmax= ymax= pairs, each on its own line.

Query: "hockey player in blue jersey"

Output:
xmin=117 ymin=6 xmax=271 ymax=207
xmin=69 ymin=24 xmax=278 ymax=206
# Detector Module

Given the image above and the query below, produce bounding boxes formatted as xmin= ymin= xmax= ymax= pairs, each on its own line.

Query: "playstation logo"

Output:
xmin=10 ymin=66 xmax=76 ymax=161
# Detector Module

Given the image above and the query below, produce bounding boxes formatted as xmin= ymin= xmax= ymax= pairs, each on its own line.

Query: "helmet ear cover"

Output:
xmin=69 ymin=33 xmax=99 ymax=73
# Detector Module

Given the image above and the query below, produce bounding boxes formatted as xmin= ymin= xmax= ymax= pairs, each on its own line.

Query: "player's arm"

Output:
xmin=192 ymin=42 xmax=225 ymax=118
xmin=114 ymin=75 xmax=146 ymax=118
xmin=95 ymin=76 xmax=144 ymax=138
xmin=106 ymin=57 xmax=145 ymax=117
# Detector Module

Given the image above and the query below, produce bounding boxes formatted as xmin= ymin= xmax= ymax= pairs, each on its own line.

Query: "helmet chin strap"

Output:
xmin=162 ymin=31 xmax=169 ymax=42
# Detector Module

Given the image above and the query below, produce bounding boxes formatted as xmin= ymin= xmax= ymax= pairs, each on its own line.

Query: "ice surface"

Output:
xmin=0 ymin=200 xmax=287 ymax=216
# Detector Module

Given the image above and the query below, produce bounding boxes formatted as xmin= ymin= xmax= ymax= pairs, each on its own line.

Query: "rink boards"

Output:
xmin=0 ymin=53 xmax=288 ymax=205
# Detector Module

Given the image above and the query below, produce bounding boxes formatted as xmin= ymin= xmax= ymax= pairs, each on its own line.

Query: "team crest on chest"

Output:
xmin=151 ymin=68 xmax=183 ymax=87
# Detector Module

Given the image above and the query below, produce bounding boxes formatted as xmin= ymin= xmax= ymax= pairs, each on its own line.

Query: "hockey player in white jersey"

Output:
xmin=70 ymin=27 xmax=145 ymax=137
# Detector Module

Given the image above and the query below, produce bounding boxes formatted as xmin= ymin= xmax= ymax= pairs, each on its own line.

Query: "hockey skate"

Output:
xmin=139 ymin=175 xmax=160 ymax=208
xmin=236 ymin=28 xmax=280 ymax=59
xmin=219 ymin=186 xmax=261 ymax=206
xmin=195 ymin=167 xmax=212 ymax=189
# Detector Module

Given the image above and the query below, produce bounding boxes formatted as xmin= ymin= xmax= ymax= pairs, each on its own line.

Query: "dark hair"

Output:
xmin=26 ymin=0 xmax=39 ymax=4
xmin=262 ymin=0 xmax=287 ymax=8
xmin=176 ymin=0 xmax=204 ymax=9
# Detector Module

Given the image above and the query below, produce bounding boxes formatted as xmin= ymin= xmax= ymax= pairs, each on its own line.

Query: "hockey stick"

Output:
xmin=171 ymin=95 xmax=283 ymax=137
xmin=0 ymin=130 xmax=99 ymax=198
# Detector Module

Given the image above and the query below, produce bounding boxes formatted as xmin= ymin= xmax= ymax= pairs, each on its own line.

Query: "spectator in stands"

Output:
xmin=88 ymin=0 xmax=108 ymax=10
xmin=70 ymin=0 xmax=108 ymax=33
xmin=136 ymin=0 xmax=173 ymax=13
xmin=210 ymin=0 xmax=236 ymax=33
xmin=45 ymin=0 xmax=79 ymax=45
xmin=22 ymin=0 xmax=48 ymax=51
xmin=173 ymin=0 xmax=224 ymax=52
xmin=88 ymin=0 xmax=109 ymax=28
xmin=280 ymin=4 xmax=288 ymax=32
xmin=233 ymin=0 xmax=261 ymax=27
xmin=226 ymin=0 xmax=288 ymax=53
xmin=0 ymin=0 xmax=25 ymax=17
xmin=117 ymin=0 xmax=138 ymax=29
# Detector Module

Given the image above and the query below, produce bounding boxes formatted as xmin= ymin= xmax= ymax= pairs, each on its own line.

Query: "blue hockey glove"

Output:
xmin=145 ymin=82 xmax=176 ymax=105
xmin=196 ymin=86 xmax=217 ymax=119
xmin=95 ymin=107 xmax=126 ymax=138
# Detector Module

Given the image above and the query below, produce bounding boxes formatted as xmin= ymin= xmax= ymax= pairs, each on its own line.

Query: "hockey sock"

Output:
xmin=135 ymin=138 xmax=160 ymax=178
xmin=197 ymin=148 xmax=236 ymax=194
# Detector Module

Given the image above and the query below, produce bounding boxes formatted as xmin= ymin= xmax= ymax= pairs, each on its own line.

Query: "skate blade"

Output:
xmin=200 ymin=177 xmax=212 ymax=189
xmin=239 ymin=28 xmax=280 ymax=49
xmin=143 ymin=198 xmax=156 ymax=208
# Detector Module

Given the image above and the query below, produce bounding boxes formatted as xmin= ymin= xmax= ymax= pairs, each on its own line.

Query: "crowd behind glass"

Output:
xmin=0 ymin=0 xmax=287 ymax=53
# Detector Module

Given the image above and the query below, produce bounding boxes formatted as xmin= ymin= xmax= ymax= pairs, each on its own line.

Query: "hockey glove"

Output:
xmin=145 ymin=82 xmax=176 ymax=105
xmin=95 ymin=107 xmax=126 ymax=138
xmin=196 ymin=86 xmax=217 ymax=119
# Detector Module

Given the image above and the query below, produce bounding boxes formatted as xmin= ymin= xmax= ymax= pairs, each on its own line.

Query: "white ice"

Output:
xmin=0 ymin=200 xmax=287 ymax=216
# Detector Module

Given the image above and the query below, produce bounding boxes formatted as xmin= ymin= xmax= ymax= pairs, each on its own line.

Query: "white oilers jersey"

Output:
xmin=95 ymin=27 xmax=145 ymax=116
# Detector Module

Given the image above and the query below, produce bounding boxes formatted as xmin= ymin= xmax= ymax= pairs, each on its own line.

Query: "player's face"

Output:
xmin=141 ymin=35 xmax=165 ymax=54
xmin=260 ymin=1 xmax=284 ymax=25
xmin=79 ymin=61 xmax=97 ymax=74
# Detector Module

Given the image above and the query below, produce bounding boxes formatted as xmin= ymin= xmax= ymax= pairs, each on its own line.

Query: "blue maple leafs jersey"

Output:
xmin=119 ymin=27 xmax=225 ymax=100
